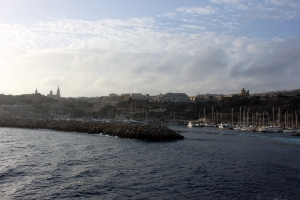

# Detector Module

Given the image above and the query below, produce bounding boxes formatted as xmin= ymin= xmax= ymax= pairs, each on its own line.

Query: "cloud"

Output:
xmin=229 ymin=37 xmax=300 ymax=91
xmin=180 ymin=24 xmax=206 ymax=30
xmin=161 ymin=12 xmax=176 ymax=18
xmin=1 ymin=13 xmax=300 ymax=96
xmin=181 ymin=47 xmax=228 ymax=80
xmin=210 ymin=0 xmax=300 ymax=20
xmin=210 ymin=0 xmax=243 ymax=4
xmin=176 ymin=6 xmax=218 ymax=15
xmin=155 ymin=1 xmax=300 ymax=38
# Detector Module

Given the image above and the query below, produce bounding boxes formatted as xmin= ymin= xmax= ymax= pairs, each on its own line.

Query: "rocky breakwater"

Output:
xmin=292 ymin=132 xmax=300 ymax=136
xmin=0 ymin=118 xmax=184 ymax=142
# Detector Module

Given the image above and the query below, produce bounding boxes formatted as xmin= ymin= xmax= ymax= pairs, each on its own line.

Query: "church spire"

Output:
xmin=56 ymin=86 xmax=61 ymax=97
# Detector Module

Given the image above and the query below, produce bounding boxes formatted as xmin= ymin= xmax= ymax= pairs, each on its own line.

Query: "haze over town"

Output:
xmin=1 ymin=0 xmax=300 ymax=97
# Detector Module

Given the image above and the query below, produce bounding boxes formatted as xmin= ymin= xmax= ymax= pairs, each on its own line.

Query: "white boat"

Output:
xmin=258 ymin=126 xmax=273 ymax=133
xmin=272 ymin=127 xmax=283 ymax=132
xmin=195 ymin=123 xmax=204 ymax=127
xmin=204 ymin=123 xmax=213 ymax=127
xmin=187 ymin=122 xmax=196 ymax=127
xmin=233 ymin=126 xmax=243 ymax=130
xmin=123 ymin=119 xmax=133 ymax=124
xmin=218 ymin=122 xmax=233 ymax=130
xmin=283 ymin=129 xmax=296 ymax=133
xmin=241 ymin=125 xmax=256 ymax=132
xmin=234 ymin=127 xmax=241 ymax=130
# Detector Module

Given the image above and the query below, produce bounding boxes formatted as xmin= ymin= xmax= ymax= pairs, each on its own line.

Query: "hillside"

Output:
xmin=1 ymin=93 xmax=300 ymax=124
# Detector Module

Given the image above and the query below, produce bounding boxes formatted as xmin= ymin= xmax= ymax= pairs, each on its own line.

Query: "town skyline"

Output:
xmin=4 ymin=86 xmax=300 ymax=99
xmin=1 ymin=0 xmax=300 ymax=97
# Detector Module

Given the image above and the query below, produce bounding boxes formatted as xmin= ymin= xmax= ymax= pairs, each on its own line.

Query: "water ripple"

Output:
xmin=0 ymin=127 xmax=300 ymax=199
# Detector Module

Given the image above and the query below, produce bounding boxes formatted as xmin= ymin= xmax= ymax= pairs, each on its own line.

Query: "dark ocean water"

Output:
xmin=1 ymin=126 xmax=300 ymax=200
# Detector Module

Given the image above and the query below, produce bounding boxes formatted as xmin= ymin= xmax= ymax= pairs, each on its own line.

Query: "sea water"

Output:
xmin=1 ymin=126 xmax=300 ymax=199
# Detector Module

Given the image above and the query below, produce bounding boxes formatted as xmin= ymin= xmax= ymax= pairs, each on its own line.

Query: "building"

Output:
xmin=109 ymin=93 xmax=118 ymax=97
xmin=214 ymin=95 xmax=225 ymax=101
xmin=189 ymin=96 xmax=196 ymax=101
xmin=86 ymin=97 xmax=100 ymax=103
xmin=240 ymin=88 xmax=249 ymax=96
xmin=130 ymin=93 xmax=146 ymax=100
xmin=0 ymin=104 xmax=36 ymax=117
xmin=47 ymin=86 xmax=61 ymax=99
xmin=155 ymin=93 xmax=191 ymax=102
xmin=21 ymin=89 xmax=44 ymax=103
xmin=194 ymin=94 xmax=208 ymax=102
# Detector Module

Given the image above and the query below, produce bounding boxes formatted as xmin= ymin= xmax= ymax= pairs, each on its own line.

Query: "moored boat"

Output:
xmin=218 ymin=122 xmax=234 ymax=130
xmin=258 ymin=126 xmax=273 ymax=133
xmin=187 ymin=121 xmax=196 ymax=127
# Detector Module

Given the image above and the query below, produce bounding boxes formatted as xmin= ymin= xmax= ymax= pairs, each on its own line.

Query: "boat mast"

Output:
xmin=286 ymin=111 xmax=288 ymax=128
xmin=131 ymin=104 xmax=132 ymax=120
xmin=296 ymin=111 xmax=298 ymax=129
xmin=237 ymin=111 xmax=239 ymax=127
xmin=174 ymin=111 xmax=175 ymax=123
xmin=247 ymin=109 xmax=249 ymax=127
xmin=240 ymin=107 xmax=242 ymax=127
xmin=285 ymin=112 xmax=287 ymax=128
xmin=278 ymin=107 xmax=281 ymax=127
xmin=292 ymin=111 xmax=294 ymax=128
xmin=243 ymin=106 xmax=246 ymax=127
xmin=255 ymin=112 xmax=257 ymax=127
xmin=204 ymin=108 xmax=206 ymax=123
xmin=211 ymin=106 xmax=213 ymax=125
xmin=232 ymin=108 xmax=233 ymax=125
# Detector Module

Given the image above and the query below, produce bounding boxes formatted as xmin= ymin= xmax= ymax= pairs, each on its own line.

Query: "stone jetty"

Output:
xmin=292 ymin=132 xmax=300 ymax=137
xmin=0 ymin=118 xmax=184 ymax=142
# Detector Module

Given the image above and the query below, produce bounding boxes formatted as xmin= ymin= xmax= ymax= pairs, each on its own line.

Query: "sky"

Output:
xmin=1 ymin=0 xmax=300 ymax=97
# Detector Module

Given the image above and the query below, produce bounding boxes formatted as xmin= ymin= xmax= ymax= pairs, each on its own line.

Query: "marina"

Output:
xmin=183 ymin=105 xmax=300 ymax=135
xmin=2 ymin=0 xmax=300 ymax=199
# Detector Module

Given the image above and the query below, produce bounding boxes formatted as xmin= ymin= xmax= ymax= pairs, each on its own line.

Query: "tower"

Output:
xmin=50 ymin=89 xmax=53 ymax=96
xmin=56 ymin=86 xmax=61 ymax=98
xmin=240 ymin=88 xmax=249 ymax=96
xmin=35 ymin=88 xmax=38 ymax=94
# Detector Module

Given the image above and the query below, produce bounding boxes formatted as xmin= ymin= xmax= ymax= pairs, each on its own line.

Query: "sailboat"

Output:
xmin=123 ymin=104 xmax=134 ymax=123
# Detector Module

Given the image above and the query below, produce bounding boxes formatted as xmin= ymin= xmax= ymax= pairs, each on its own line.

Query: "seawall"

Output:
xmin=0 ymin=118 xmax=184 ymax=142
